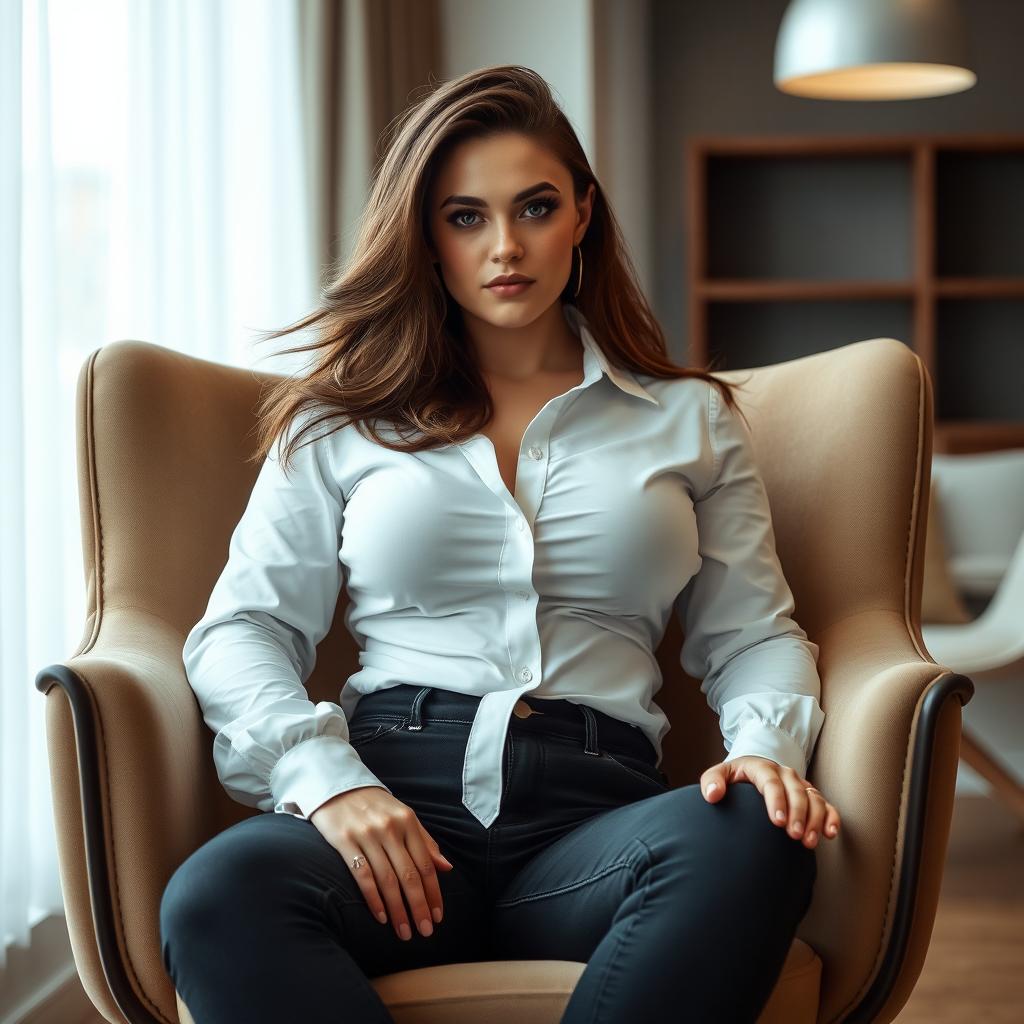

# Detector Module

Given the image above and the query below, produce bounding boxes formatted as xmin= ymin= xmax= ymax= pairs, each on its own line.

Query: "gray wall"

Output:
xmin=440 ymin=0 xmax=595 ymax=158
xmin=650 ymin=0 xmax=1024 ymax=363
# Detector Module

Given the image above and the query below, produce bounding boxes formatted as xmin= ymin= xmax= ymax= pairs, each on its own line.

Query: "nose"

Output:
xmin=491 ymin=221 xmax=525 ymax=261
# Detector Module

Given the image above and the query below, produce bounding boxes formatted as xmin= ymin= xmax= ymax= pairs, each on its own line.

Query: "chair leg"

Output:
xmin=959 ymin=727 xmax=1024 ymax=824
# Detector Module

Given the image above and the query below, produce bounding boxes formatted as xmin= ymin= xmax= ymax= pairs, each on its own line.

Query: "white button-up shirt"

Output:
xmin=182 ymin=302 xmax=825 ymax=828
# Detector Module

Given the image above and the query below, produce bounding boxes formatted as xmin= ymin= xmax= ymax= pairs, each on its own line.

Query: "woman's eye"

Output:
xmin=523 ymin=199 xmax=555 ymax=218
xmin=448 ymin=198 xmax=559 ymax=229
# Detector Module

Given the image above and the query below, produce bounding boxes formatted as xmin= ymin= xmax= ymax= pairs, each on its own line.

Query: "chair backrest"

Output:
xmin=655 ymin=336 xmax=933 ymax=786
xmin=90 ymin=335 xmax=931 ymax=805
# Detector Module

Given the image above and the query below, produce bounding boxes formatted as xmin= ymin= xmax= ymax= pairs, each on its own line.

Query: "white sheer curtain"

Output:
xmin=2 ymin=0 xmax=317 ymax=970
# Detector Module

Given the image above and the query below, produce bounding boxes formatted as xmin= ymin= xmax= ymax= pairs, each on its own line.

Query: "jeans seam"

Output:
xmin=349 ymin=719 xmax=405 ymax=749
xmin=591 ymin=836 xmax=654 ymax=1023
xmin=492 ymin=858 xmax=639 ymax=908
xmin=600 ymin=750 xmax=668 ymax=792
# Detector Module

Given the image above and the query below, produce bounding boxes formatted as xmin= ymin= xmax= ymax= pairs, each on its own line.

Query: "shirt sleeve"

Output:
xmin=182 ymin=407 xmax=392 ymax=819
xmin=674 ymin=383 xmax=826 ymax=778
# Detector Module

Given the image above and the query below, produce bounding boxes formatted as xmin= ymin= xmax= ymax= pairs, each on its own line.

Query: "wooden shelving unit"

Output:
xmin=685 ymin=134 xmax=1024 ymax=454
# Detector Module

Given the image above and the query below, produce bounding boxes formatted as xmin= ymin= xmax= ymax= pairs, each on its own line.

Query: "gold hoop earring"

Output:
xmin=573 ymin=244 xmax=583 ymax=298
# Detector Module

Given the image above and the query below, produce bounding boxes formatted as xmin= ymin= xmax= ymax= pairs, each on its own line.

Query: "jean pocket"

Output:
xmin=347 ymin=718 xmax=407 ymax=748
xmin=600 ymin=750 xmax=669 ymax=792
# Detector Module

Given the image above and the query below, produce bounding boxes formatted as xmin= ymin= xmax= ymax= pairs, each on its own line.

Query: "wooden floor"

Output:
xmin=893 ymin=793 xmax=1024 ymax=1022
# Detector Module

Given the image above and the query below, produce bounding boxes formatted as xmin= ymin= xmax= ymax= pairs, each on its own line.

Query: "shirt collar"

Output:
xmin=562 ymin=303 xmax=660 ymax=407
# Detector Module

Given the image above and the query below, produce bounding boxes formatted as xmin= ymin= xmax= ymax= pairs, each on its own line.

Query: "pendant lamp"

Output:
xmin=774 ymin=0 xmax=976 ymax=100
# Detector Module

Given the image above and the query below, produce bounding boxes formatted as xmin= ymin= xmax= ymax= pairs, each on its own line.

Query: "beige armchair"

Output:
xmin=36 ymin=335 xmax=973 ymax=1022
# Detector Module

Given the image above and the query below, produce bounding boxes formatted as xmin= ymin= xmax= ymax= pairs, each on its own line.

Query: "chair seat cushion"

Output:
xmin=175 ymin=938 xmax=820 ymax=1023
xmin=365 ymin=938 xmax=821 ymax=1023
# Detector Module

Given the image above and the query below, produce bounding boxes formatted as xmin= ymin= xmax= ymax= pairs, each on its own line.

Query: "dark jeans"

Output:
xmin=160 ymin=684 xmax=816 ymax=1023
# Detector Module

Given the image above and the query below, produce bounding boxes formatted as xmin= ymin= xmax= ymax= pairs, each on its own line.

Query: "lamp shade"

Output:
xmin=774 ymin=0 xmax=976 ymax=100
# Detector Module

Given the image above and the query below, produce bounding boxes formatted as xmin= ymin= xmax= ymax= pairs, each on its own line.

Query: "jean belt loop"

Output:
xmin=579 ymin=704 xmax=601 ymax=756
xmin=407 ymin=686 xmax=432 ymax=731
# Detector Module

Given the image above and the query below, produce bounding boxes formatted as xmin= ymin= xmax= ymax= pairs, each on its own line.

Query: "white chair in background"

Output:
xmin=922 ymin=450 xmax=1024 ymax=823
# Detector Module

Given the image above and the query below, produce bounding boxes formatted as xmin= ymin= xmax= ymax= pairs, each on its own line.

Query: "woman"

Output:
xmin=161 ymin=64 xmax=841 ymax=1023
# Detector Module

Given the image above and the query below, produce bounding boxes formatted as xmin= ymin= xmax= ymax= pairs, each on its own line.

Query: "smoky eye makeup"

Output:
xmin=446 ymin=195 xmax=561 ymax=229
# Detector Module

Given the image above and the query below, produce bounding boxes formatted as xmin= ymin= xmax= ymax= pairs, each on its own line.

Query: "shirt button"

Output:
xmin=528 ymin=446 xmax=543 ymax=460
xmin=517 ymin=667 xmax=533 ymax=683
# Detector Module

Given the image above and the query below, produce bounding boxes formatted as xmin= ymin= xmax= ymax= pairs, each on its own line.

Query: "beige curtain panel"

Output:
xmin=298 ymin=0 xmax=442 ymax=277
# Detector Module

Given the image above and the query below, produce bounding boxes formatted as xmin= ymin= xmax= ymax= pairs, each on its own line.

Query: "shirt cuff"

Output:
xmin=269 ymin=734 xmax=392 ymax=819
xmin=723 ymin=720 xmax=808 ymax=777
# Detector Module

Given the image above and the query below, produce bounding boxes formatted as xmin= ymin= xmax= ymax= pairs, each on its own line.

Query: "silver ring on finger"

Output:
xmin=805 ymin=786 xmax=821 ymax=796
xmin=352 ymin=854 xmax=367 ymax=870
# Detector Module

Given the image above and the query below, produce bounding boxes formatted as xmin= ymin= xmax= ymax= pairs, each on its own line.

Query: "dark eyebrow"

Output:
xmin=439 ymin=181 xmax=560 ymax=210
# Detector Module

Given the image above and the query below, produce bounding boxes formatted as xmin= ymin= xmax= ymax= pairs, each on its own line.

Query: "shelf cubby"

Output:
xmin=687 ymin=134 xmax=1024 ymax=453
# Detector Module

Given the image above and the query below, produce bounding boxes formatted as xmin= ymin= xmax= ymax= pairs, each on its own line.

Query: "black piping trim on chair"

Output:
xmin=841 ymin=671 xmax=974 ymax=1024
xmin=36 ymin=663 xmax=174 ymax=1024
xmin=36 ymin=662 xmax=974 ymax=1024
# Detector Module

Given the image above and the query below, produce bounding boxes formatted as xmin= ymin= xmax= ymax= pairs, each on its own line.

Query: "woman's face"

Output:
xmin=426 ymin=131 xmax=595 ymax=329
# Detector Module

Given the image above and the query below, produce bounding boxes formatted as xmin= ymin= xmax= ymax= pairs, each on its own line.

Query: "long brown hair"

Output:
xmin=248 ymin=64 xmax=748 ymax=474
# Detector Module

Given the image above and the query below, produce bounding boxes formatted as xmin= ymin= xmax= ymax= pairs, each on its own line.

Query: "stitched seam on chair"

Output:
xmin=832 ymin=354 xmax=929 ymax=1021
xmin=903 ymin=352 xmax=931 ymax=663
xmin=903 ymin=356 xmax=920 ymax=635
xmin=832 ymin=683 xmax=919 ymax=1020
xmin=77 ymin=353 xmax=195 ymax=656
xmin=91 ymin=675 xmax=176 ymax=1023
xmin=77 ymin=350 xmax=104 ymax=657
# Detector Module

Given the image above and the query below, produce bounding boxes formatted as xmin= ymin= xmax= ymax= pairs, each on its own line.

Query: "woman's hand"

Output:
xmin=700 ymin=756 xmax=841 ymax=849
xmin=309 ymin=786 xmax=454 ymax=941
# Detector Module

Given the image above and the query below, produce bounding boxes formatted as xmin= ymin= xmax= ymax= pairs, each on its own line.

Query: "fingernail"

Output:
xmin=775 ymin=809 xmax=786 ymax=822
xmin=377 ymin=910 xmax=388 ymax=924
xmin=706 ymin=783 xmax=719 ymax=797
xmin=400 ymin=923 xmax=412 ymax=940
xmin=828 ymin=824 xmax=837 ymax=835
xmin=419 ymin=918 xmax=433 ymax=937
xmin=432 ymin=906 xmax=442 ymax=923
xmin=806 ymin=831 xmax=816 ymax=844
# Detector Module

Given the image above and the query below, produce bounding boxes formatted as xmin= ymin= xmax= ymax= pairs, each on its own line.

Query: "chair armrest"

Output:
xmin=36 ymin=606 xmax=218 ymax=1024
xmin=800 ymin=609 xmax=973 ymax=1024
